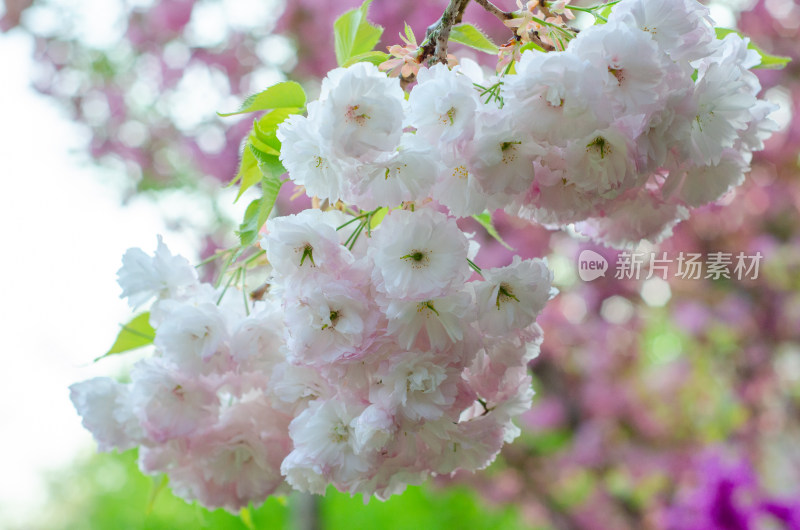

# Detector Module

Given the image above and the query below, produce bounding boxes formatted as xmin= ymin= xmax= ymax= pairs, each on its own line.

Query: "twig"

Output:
xmin=474 ymin=0 xmax=514 ymax=20
xmin=536 ymin=0 xmax=555 ymax=19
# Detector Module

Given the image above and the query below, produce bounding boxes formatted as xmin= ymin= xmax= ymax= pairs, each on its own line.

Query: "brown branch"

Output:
xmin=535 ymin=0 xmax=556 ymax=19
xmin=417 ymin=0 xmax=471 ymax=66
xmin=473 ymin=0 xmax=514 ymax=21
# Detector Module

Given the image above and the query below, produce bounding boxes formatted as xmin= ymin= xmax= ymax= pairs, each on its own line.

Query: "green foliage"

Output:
xmin=101 ymin=313 xmax=154 ymax=359
xmin=714 ymin=28 xmax=791 ymax=69
xmin=29 ymin=450 xmax=289 ymax=530
xmin=404 ymin=22 xmax=416 ymax=45
xmin=369 ymin=207 xmax=388 ymax=229
xmin=519 ymin=41 xmax=545 ymax=54
xmin=334 ymin=0 xmax=384 ymax=67
xmin=641 ymin=310 xmax=686 ymax=365
xmin=237 ymin=173 xmax=285 ymax=247
xmin=230 ymin=108 xmax=290 ymax=202
xmin=222 ymin=90 xmax=299 ymax=247
xmin=342 ymin=50 xmax=390 ymax=68
xmin=449 ymin=24 xmax=499 ymax=54
xmin=320 ymin=484 xmax=531 ymax=530
xmin=522 ymin=428 xmax=572 ymax=456
xmin=473 ymin=212 xmax=514 ymax=251
xmin=218 ymin=82 xmax=306 ymax=117
xmin=28 ymin=450 xmax=532 ymax=530
xmin=230 ymin=146 xmax=261 ymax=202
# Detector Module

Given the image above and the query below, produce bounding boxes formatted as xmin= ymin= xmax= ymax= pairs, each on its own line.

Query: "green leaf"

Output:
xmin=101 ymin=313 xmax=155 ymax=359
xmin=404 ymin=22 xmax=416 ymax=45
xmin=597 ymin=4 xmax=615 ymax=22
xmin=230 ymin=145 xmax=261 ymax=201
xmin=334 ymin=0 xmax=384 ymax=67
xmin=255 ymin=107 xmax=300 ymax=136
xmin=714 ymin=28 xmax=791 ymax=70
xmin=449 ymin=24 xmax=499 ymax=54
xmin=248 ymin=132 xmax=280 ymax=157
xmin=370 ymin=207 xmax=388 ymax=229
xmin=249 ymin=143 xmax=286 ymax=179
xmin=237 ymin=173 xmax=285 ymax=247
xmin=230 ymin=107 xmax=298 ymax=201
xmin=218 ymin=81 xmax=306 ymax=117
xmin=757 ymin=53 xmax=791 ymax=69
xmin=342 ymin=50 xmax=390 ymax=67
xmin=473 ymin=211 xmax=514 ymax=251
xmin=519 ymin=41 xmax=545 ymax=54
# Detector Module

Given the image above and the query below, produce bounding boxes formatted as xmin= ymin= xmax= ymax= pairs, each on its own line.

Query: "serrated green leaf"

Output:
xmin=342 ymin=50 xmax=390 ymax=67
xmin=248 ymin=132 xmax=281 ymax=157
xmin=404 ymin=22 xmax=416 ymax=45
xmin=334 ymin=0 xmax=384 ymax=67
xmin=101 ymin=313 xmax=155 ymax=359
xmin=231 ymin=106 xmax=297 ymax=201
xmin=218 ymin=81 xmax=306 ymax=117
xmin=237 ymin=174 xmax=285 ymax=247
xmin=230 ymin=145 xmax=261 ymax=201
xmin=256 ymin=107 xmax=300 ymax=136
xmin=714 ymin=27 xmax=791 ymax=70
xmin=249 ymin=143 xmax=286 ymax=179
xmin=449 ymin=24 xmax=499 ymax=54
xmin=473 ymin=212 xmax=514 ymax=251
xmin=238 ymin=198 xmax=261 ymax=247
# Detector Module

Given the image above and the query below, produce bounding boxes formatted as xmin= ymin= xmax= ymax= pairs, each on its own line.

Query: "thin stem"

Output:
xmin=195 ymin=247 xmax=234 ymax=268
xmin=529 ymin=14 xmax=574 ymax=40
xmin=336 ymin=215 xmax=363 ymax=231
xmin=347 ymin=220 xmax=367 ymax=250
xmin=559 ymin=4 xmax=608 ymax=22
xmin=217 ymin=267 xmax=241 ymax=305
xmin=214 ymin=250 xmax=237 ymax=289
xmin=243 ymin=249 xmax=266 ymax=266
xmin=241 ymin=267 xmax=250 ymax=316
xmin=467 ymin=258 xmax=483 ymax=275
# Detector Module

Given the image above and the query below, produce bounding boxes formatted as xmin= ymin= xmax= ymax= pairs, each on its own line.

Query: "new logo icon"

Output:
xmin=578 ymin=250 xmax=608 ymax=281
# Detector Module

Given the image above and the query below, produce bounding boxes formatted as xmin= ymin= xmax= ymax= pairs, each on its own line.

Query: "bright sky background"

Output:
xmin=0 ymin=30 xmax=205 ymax=527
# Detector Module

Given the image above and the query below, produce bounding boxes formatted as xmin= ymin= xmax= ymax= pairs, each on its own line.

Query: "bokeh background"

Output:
xmin=0 ymin=0 xmax=798 ymax=528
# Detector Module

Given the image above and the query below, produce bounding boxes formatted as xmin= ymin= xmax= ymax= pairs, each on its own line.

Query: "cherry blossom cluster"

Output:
xmin=280 ymin=0 xmax=776 ymax=248
xmin=70 ymin=208 xmax=555 ymax=510
xmin=68 ymin=0 xmax=778 ymax=513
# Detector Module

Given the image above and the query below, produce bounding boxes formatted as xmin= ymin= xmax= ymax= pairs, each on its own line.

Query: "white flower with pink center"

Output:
xmin=369 ymin=208 xmax=470 ymax=301
xmin=262 ymin=209 xmax=353 ymax=278
xmin=370 ymin=351 xmax=457 ymax=422
xmin=318 ymin=62 xmax=405 ymax=159
xmin=473 ymin=256 xmax=555 ymax=337
xmin=130 ymin=358 xmax=219 ymax=443
xmin=117 ymin=235 xmax=198 ymax=309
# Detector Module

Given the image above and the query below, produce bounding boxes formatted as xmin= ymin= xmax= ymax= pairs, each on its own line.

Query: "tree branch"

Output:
xmin=473 ymin=0 xmax=514 ymax=21
xmin=417 ymin=0 xmax=471 ymax=66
